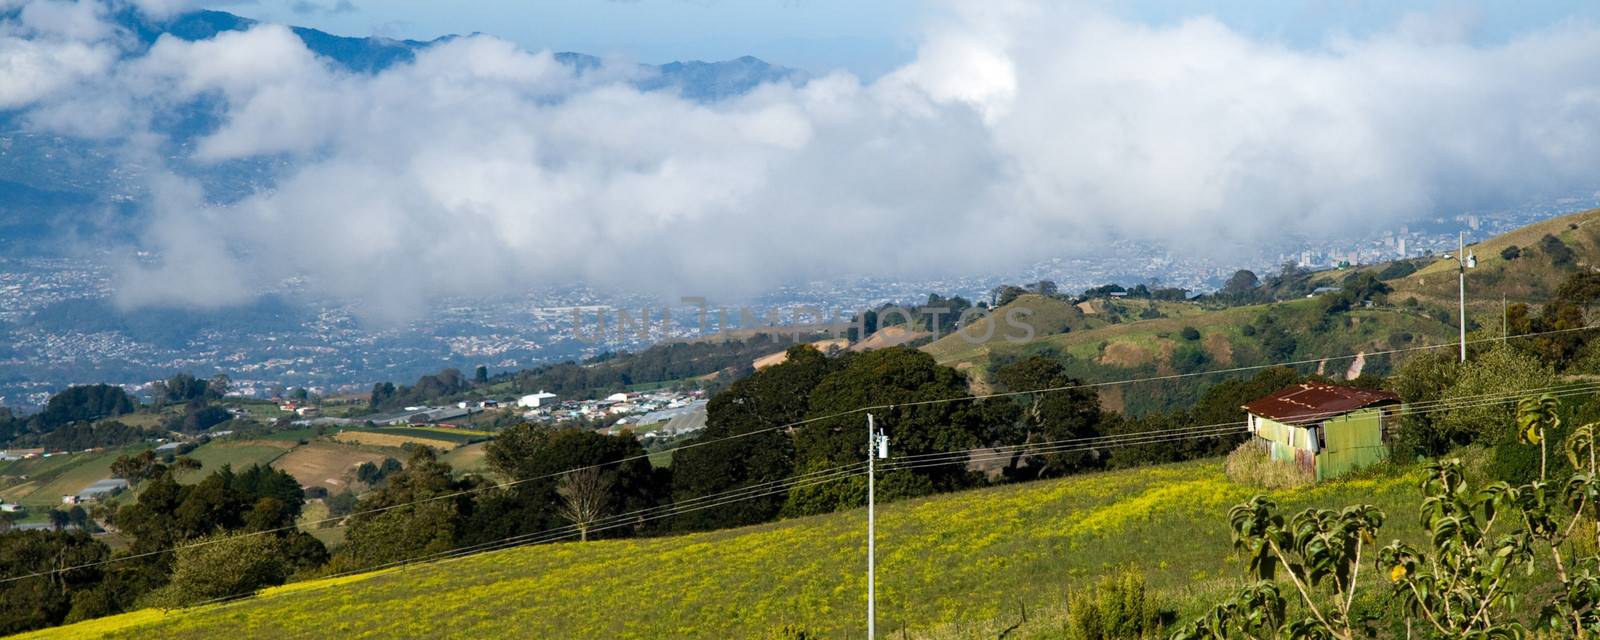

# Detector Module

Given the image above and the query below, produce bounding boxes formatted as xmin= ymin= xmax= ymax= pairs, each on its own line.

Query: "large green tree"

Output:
xmin=337 ymin=447 xmax=474 ymax=570
xmin=991 ymin=356 xmax=1101 ymax=478
xmin=141 ymin=532 xmax=288 ymax=609
xmin=467 ymin=427 xmax=668 ymax=546
xmin=670 ymin=345 xmax=844 ymax=531
xmin=1107 ymin=367 xmax=1302 ymax=469
xmin=1435 ymin=342 xmax=1557 ymax=448
xmin=30 ymin=384 xmax=135 ymax=432
xmin=785 ymin=348 xmax=1013 ymax=516
xmin=0 ymin=531 xmax=109 ymax=635
xmin=112 ymin=462 xmax=324 ymax=602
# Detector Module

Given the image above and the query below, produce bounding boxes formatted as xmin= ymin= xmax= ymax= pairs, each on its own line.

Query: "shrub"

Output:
xmin=1178 ymin=326 xmax=1200 ymax=341
xmin=1063 ymin=569 xmax=1164 ymax=640
xmin=1376 ymin=260 xmax=1419 ymax=280
xmin=1223 ymin=440 xmax=1310 ymax=490
xmin=1541 ymin=233 xmax=1576 ymax=268
xmin=1500 ymin=245 xmax=1522 ymax=260
xmin=142 ymin=532 xmax=289 ymax=609
xmin=1169 ymin=344 xmax=1210 ymax=374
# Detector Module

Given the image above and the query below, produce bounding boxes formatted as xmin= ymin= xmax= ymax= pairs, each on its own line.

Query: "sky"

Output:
xmin=6 ymin=0 xmax=1600 ymax=318
xmin=220 ymin=0 xmax=1600 ymax=78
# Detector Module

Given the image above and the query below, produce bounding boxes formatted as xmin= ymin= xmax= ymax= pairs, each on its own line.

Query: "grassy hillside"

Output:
xmin=269 ymin=441 xmax=395 ymax=491
xmin=171 ymin=440 xmax=298 ymax=483
xmin=21 ymin=458 xmax=1451 ymax=639
xmin=437 ymin=441 xmax=490 ymax=477
xmin=925 ymin=295 xmax=1456 ymax=415
xmin=1391 ymin=208 xmax=1600 ymax=308
xmin=921 ymin=294 xmax=1106 ymax=365
xmin=0 ymin=446 xmax=148 ymax=519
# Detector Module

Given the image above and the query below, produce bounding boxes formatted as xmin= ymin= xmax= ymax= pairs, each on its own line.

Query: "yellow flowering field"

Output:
xmin=19 ymin=460 xmax=1428 ymax=639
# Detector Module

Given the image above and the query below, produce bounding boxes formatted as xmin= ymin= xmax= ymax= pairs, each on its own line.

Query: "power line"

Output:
xmin=242 ymin=380 xmax=1600 ymax=575
xmin=5 ymin=324 xmax=1594 ymax=584
xmin=11 ymin=377 xmax=1595 ymax=586
xmin=883 ymin=382 xmax=1600 ymax=472
xmin=63 ymin=379 xmax=1599 ymax=617
xmin=875 ymin=379 xmax=1600 ymax=470
xmin=186 ymin=322 xmax=1600 ymax=537
xmin=883 ymin=323 xmax=1600 ymax=411
xmin=164 ymin=463 xmax=875 ymax=614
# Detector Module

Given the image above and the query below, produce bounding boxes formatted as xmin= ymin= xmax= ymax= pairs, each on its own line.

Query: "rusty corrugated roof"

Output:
xmin=1242 ymin=382 xmax=1400 ymax=425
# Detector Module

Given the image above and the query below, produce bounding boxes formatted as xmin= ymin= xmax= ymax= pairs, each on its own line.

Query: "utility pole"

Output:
xmin=1447 ymin=231 xmax=1476 ymax=362
xmin=866 ymin=413 xmax=887 ymax=640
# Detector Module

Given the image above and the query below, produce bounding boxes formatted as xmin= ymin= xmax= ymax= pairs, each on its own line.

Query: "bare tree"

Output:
xmin=556 ymin=467 xmax=612 ymax=542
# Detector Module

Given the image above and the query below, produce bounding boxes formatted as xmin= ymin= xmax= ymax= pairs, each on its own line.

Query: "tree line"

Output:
xmin=365 ymin=333 xmax=828 ymax=412
xmin=3 ymin=270 xmax=1597 ymax=634
xmin=0 ymin=457 xmax=323 ymax=634
xmin=0 ymin=372 xmax=244 ymax=451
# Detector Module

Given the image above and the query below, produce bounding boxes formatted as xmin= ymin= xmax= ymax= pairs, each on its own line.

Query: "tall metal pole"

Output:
xmin=866 ymin=412 xmax=876 ymax=640
xmin=1458 ymin=231 xmax=1467 ymax=362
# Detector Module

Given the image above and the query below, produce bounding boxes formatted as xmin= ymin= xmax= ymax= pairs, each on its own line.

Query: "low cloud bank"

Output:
xmin=5 ymin=1 xmax=1600 ymax=319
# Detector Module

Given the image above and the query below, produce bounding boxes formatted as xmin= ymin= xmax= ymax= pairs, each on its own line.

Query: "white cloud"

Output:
xmin=8 ymin=0 xmax=1600 ymax=319
xmin=125 ymin=0 xmax=196 ymax=20
xmin=0 ymin=36 xmax=114 ymax=108
xmin=0 ymin=1 xmax=120 ymax=109
xmin=19 ymin=0 xmax=114 ymax=40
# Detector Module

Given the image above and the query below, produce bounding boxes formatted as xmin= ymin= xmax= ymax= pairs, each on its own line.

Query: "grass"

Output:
xmin=296 ymin=500 xmax=345 ymax=550
xmin=437 ymin=442 xmax=491 ymax=478
xmin=108 ymin=412 xmax=166 ymax=429
xmin=253 ymin=428 xmax=325 ymax=442
xmin=173 ymin=441 xmax=297 ymax=483
xmin=0 ymin=446 xmax=148 ymax=511
xmin=1393 ymin=207 xmax=1600 ymax=308
xmin=270 ymin=441 xmax=393 ymax=491
xmin=332 ymin=431 xmax=460 ymax=450
xmin=341 ymin=427 xmax=488 ymax=445
xmin=21 ymin=457 xmax=1444 ymax=639
xmin=626 ymin=378 xmax=690 ymax=392
xmin=929 ymin=296 xmax=1456 ymax=415
xmin=393 ymin=426 xmax=494 ymax=439
xmin=921 ymin=294 xmax=1104 ymax=366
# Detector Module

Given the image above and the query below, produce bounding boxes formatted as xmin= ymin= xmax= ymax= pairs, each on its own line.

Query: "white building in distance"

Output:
xmin=518 ymin=391 xmax=558 ymax=408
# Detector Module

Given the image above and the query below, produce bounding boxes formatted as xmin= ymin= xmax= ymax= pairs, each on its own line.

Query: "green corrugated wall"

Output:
xmin=1250 ymin=406 xmax=1390 ymax=481
xmin=1313 ymin=407 xmax=1389 ymax=481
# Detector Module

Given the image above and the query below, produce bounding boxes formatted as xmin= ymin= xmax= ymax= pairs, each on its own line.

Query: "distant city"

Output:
xmin=1 ymin=190 xmax=1596 ymax=409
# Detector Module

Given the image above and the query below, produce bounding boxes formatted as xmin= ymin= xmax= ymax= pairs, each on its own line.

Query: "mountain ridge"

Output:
xmin=109 ymin=9 xmax=808 ymax=96
xmin=0 ymin=8 xmax=808 ymax=247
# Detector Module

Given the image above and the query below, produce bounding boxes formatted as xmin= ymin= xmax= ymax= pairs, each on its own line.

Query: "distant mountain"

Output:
xmin=559 ymin=52 xmax=809 ymax=102
xmin=107 ymin=10 xmax=807 ymax=96
xmin=0 ymin=9 xmax=807 ymax=252
xmin=109 ymin=9 xmax=445 ymax=73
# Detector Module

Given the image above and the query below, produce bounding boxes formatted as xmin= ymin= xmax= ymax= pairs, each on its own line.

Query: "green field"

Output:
xmin=252 ymin=428 xmax=326 ymax=442
xmin=23 ymin=456 xmax=1459 ymax=639
xmin=345 ymin=427 xmax=489 ymax=445
xmin=922 ymin=293 xmax=1457 ymax=416
xmin=437 ymin=441 xmax=491 ymax=478
xmin=173 ymin=441 xmax=297 ymax=483
xmin=0 ymin=446 xmax=148 ymax=515
xmin=403 ymin=426 xmax=494 ymax=438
